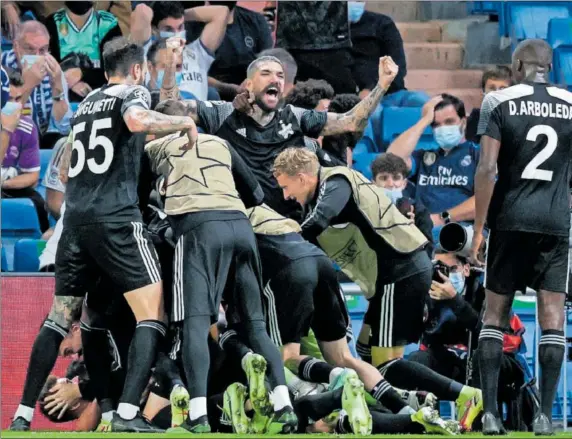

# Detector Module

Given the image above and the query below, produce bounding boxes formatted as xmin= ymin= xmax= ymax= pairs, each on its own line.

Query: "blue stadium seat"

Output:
xmin=506 ymin=2 xmax=571 ymax=42
xmin=469 ymin=1 xmax=503 ymax=16
xmin=547 ymin=18 xmax=572 ymax=49
xmin=39 ymin=149 xmax=52 ymax=182
xmin=1 ymin=198 xmax=41 ymax=238
xmin=70 ymin=102 xmax=79 ymax=114
xmin=36 ymin=184 xmax=46 ymax=200
xmin=13 ymin=238 xmax=45 ymax=272
xmin=352 ymin=152 xmax=379 ymax=181
xmin=553 ymin=45 xmax=572 ymax=88
xmin=1 ymin=245 xmax=8 ymax=271
xmin=382 ymin=107 xmax=438 ymax=149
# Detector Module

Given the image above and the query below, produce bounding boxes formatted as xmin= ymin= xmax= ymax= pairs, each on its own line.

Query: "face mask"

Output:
xmin=154 ymin=70 xmax=183 ymax=88
xmin=159 ymin=30 xmax=186 ymax=40
xmin=348 ymin=2 xmax=365 ymax=23
xmin=20 ymin=55 xmax=41 ymax=70
xmin=449 ymin=272 xmax=465 ymax=294
xmin=434 ymin=124 xmax=463 ymax=150
xmin=384 ymin=187 xmax=403 ymax=204
xmin=65 ymin=1 xmax=93 ymax=15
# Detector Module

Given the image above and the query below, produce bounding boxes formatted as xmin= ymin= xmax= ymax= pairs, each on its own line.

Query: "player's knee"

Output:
xmin=124 ymin=283 xmax=165 ymax=323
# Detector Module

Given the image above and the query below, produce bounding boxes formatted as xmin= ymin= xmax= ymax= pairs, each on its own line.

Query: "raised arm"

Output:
xmin=320 ymin=56 xmax=398 ymax=136
xmin=185 ymin=5 xmax=230 ymax=54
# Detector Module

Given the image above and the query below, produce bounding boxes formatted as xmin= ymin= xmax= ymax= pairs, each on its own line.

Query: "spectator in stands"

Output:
xmin=466 ymin=65 xmax=513 ymax=143
xmin=370 ymin=152 xmax=434 ymax=254
xmin=257 ymin=47 xmax=298 ymax=97
xmin=275 ymin=1 xmax=358 ymax=94
xmin=284 ymin=79 xmax=334 ymax=111
xmin=1 ymin=66 xmax=9 ymax=108
xmin=322 ymin=93 xmax=362 ymax=165
xmin=350 ymin=1 xmax=429 ymax=154
xmin=130 ymin=1 xmax=230 ymax=100
xmin=44 ymin=1 xmax=122 ymax=100
xmin=146 ymin=38 xmax=184 ymax=93
xmin=193 ymin=1 xmax=274 ymax=100
xmin=1 ymin=21 xmax=72 ymax=146
xmin=1 ymin=69 xmax=49 ymax=233
xmin=387 ymin=94 xmax=479 ymax=234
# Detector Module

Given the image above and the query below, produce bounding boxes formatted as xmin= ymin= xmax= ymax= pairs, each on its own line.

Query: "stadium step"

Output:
xmin=405 ymin=69 xmax=483 ymax=90
xmin=397 ymin=22 xmax=443 ymax=43
xmin=404 ymin=42 xmax=464 ymax=70
xmin=366 ymin=1 xmax=421 ymax=22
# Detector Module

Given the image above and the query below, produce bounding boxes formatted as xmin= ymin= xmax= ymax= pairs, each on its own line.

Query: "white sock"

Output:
xmin=15 ymin=405 xmax=34 ymax=422
xmin=189 ymin=397 xmax=207 ymax=421
xmin=241 ymin=351 xmax=254 ymax=372
xmin=117 ymin=403 xmax=139 ymax=420
xmin=329 ymin=367 xmax=345 ymax=384
xmin=271 ymin=385 xmax=292 ymax=411
xmin=101 ymin=411 xmax=114 ymax=422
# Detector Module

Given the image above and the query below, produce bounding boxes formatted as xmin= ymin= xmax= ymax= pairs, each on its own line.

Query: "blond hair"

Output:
xmin=273 ymin=147 xmax=319 ymax=177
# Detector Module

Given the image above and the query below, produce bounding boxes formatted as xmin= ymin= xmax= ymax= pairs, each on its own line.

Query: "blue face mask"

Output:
xmin=21 ymin=55 xmax=41 ymax=70
xmin=159 ymin=30 xmax=186 ymax=40
xmin=348 ymin=1 xmax=365 ymax=23
xmin=154 ymin=70 xmax=183 ymax=88
xmin=434 ymin=124 xmax=463 ymax=150
xmin=384 ymin=187 xmax=403 ymax=204
xmin=449 ymin=272 xmax=465 ymax=294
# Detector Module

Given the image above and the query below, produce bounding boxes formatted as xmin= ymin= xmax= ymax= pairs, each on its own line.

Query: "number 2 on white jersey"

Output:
xmin=68 ymin=117 xmax=114 ymax=178
xmin=521 ymin=125 xmax=558 ymax=182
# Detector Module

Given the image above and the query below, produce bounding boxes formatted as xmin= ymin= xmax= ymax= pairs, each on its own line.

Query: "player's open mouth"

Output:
xmin=265 ymin=86 xmax=280 ymax=103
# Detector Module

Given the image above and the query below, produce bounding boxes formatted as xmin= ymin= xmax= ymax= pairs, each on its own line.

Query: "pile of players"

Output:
xmin=9 ymin=35 xmax=570 ymax=437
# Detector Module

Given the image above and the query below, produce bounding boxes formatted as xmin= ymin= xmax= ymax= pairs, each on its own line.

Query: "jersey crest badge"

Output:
xmin=278 ymin=121 xmax=294 ymax=139
xmin=461 ymin=155 xmax=472 ymax=167
xmin=423 ymin=151 xmax=436 ymax=166
xmin=59 ymin=22 xmax=69 ymax=37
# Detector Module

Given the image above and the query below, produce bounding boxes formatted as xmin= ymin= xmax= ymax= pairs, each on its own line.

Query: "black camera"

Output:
xmin=432 ymin=260 xmax=450 ymax=282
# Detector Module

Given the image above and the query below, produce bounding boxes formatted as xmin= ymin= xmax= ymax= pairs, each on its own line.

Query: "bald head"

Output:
xmin=15 ymin=21 xmax=49 ymax=42
xmin=512 ymin=39 xmax=552 ymax=83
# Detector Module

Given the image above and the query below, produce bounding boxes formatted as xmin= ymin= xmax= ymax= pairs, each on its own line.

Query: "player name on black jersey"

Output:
xmin=75 ymin=96 xmax=118 ymax=117
xmin=508 ymin=100 xmax=572 ymax=119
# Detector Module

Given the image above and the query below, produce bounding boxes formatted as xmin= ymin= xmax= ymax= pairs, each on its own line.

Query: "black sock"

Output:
xmin=80 ymin=321 xmax=113 ymax=406
xmin=298 ymin=357 xmax=334 ymax=384
xmin=294 ymin=387 xmax=343 ymax=424
xmin=538 ymin=330 xmax=566 ymax=420
xmin=336 ymin=411 xmax=423 ymax=434
xmin=208 ymin=393 xmax=231 ymax=433
xmin=155 ymin=351 xmax=185 ymax=393
xmin=379 ymin=358 xmax=464 ymax=401
xmin=243 ymin=319 xmax=287 ymax=389
xmin=182 ymin=316 xmax=211 ymax=398
xmin=356 ymin=341 xmax=372 ymax=364
xmin=119 ymin=319 xmax=166 ymax=407
xmin=369 ymin=379 xmax=408 ymax=413
xmin=20 ymin=319 xmax=67 ymax=408
xmin=219 ymin=328 xmax=252 ymax=362
xmin=477 ymin=325 xmax=505 ymax=416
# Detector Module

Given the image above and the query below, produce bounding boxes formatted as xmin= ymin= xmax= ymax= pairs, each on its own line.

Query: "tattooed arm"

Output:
xmin=48 ymin=296 xmax=84 ymax=330
xmin=320 ymin=56 xmax=399 ymax=136
xmin=59 ymin=132 xmax=73 ymax=184
xmin=123 ymin=107 xmax=195 ymax=134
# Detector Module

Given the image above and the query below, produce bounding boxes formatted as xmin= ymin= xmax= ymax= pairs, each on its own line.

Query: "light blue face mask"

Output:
xmin=433 ymin=124 xmax=463 ymax=150
xmin=383 ymin=187 xmax=403 ymax=204
xmin=449 ymin=271 xmax=465 ymax=294
xmin=348 ymin=1 xmax=365 ymax=23
xmin=159 ymin=30 xmax=186 ymax=40
xmin=21 ymin=55 xmax=41 ymax=70
xmin=154 ymin=70 xmax=183 ymax=88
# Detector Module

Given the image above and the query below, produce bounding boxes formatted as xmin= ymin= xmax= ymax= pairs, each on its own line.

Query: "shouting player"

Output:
xmin=9 ymin=36 xmax=198 ymax=433
xmin=471 ymin=39 xmax=572 ymax=435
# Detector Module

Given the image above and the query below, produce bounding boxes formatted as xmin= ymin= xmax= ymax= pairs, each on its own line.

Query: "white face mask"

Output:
xmin=434 ymin=124 xmax=463 ymax=150
xmin=383 ymin=187 xmax=403 ymax=204
xmin=449 ymin=271 xmax=465 ymax=294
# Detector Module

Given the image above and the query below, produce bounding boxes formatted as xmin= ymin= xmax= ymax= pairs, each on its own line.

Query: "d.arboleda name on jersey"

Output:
xmin=507 ymin=100 xmax=572 ymax=119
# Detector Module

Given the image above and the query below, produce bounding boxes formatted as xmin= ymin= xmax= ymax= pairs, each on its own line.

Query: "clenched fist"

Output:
xmin=377 ymin=56 xmax=399 ymax=90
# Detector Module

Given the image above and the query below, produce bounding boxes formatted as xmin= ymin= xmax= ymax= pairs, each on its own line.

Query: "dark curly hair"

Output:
xmin=284 ymin=79 xmax=335 ymax=110
xmin=370 ymin=152 xmax=409 ymax=180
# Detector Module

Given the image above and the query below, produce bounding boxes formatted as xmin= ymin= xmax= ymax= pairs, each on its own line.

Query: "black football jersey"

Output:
xmin=64 ymin=84 xmax=151 ymax=226
xmin=477 ymin=83 xmax=572 ymax=236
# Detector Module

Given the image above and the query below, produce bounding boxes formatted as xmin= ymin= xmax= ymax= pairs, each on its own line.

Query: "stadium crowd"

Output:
xmin=1 ymin=1 xmax=570 ymax=436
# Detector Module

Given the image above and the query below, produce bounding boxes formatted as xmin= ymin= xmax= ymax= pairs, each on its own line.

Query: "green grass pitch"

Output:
xmin=2 ymin=433 xmax=571 ymax=438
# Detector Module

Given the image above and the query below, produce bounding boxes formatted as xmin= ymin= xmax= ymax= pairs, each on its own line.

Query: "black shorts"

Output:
xmin=55 ymin=221 xmax=162 ymax=297
xmin=486 ymin=230 xmax=569 ymax=295
xmin=364 ymin=267 xmax=431 ymax=348
xmin=171 ymin=218 xmax=265 ymax=324
xmin=263 ymin=255 xmax=348 ymax=346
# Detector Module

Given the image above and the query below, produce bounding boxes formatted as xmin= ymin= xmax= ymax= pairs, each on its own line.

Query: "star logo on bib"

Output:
xmin=278 ymin=121 xmax=294 ymax=139
xmin=166 ymin=141 xmax=230 ymax=188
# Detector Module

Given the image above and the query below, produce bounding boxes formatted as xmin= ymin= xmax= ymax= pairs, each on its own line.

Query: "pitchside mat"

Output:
xmin=1 ymin=433 xmax=572 ymax=438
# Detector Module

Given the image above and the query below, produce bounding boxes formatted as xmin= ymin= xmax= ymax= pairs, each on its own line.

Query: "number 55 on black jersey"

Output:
xmin=64 ymin=84 xmax=151 ymax=227
xmin=477 ymin=83 xmax=572 ymax=237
